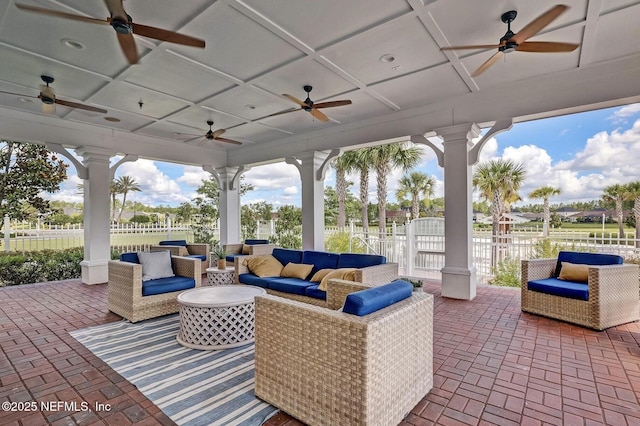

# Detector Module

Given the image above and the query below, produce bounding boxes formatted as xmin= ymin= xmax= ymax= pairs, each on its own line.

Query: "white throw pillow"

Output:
xmin=137 ymin=251 xmax=175 ymax=281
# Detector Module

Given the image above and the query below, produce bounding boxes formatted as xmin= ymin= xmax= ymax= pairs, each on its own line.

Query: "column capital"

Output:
xmin=434 ymin=123 xmax=481 ymax=143
xmin=75 ymin=146 xmax=116 ymax=163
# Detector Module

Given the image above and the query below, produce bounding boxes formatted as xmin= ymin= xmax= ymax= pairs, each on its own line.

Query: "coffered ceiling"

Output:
xmin=0 ymin=0 xmax=639 ymax=168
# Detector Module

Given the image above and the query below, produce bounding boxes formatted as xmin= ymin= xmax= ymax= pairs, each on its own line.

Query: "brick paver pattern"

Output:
xmin=1 ymin=279 xmax=639 ymax=425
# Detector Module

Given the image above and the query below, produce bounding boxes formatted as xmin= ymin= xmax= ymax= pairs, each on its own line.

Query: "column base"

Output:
xmin=441 ymin=266 xmax=476 ymax=300
xmin=80 ymin=260 xmax=109 ymax=285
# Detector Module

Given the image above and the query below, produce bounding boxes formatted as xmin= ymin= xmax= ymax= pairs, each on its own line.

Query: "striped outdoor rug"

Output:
xmin=70 ymin=315 xmax=278 ymax=426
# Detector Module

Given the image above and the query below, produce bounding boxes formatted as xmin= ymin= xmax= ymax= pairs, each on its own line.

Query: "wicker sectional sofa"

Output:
xmin=235 ymin=248 xmax=398 ymax=306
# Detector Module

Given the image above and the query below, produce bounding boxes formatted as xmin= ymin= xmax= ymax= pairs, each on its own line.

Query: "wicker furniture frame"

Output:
xmin=234 ymin=254 xmax=399 ymax=307
xmin=224 ymin=242 xmax=275 ymax=258
xmin=521 ymin=258 xmax=639 ymax=330
xmin=254 ymin=279 xmax=433 ymax=426
xmin=150 ymin=242 xmax=209 ymax=271
xmin=108 ymin=256 xmax=202 ymax=323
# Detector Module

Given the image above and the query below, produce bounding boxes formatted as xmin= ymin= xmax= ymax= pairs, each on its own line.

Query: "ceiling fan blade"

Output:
xmin=309 ymin=108 xmax=329 ymax=122
xmin=214 ymin=137 xmax=243 ymax=145
xmin=510 ymin=5 xmax=569 ymax=45
xmin=130 ymin=23 xmax=205 ymax=48
xmin=15 ymin=4 xmax=109 ymax=26
xmin=517 ymin=41 xmax=579 ymax=53
xmin=314 ymin=100 xmax=352 ymax=109
xmin=212 ymin=129 xmax=226 ymax=138
xmin=471 ymin=51 xmax=504 ymax=77
xmin=266 ymin=108 xmax=299 ymax=118
xmin=117 ymin=33 xmax=139 ymax=64
xmin=441 ymin=44 xmax=501 ymax=51
xmin=54 ymin=99 xmax=107 ymax=113
xmin=282 ymin=94 xmax=308 ymax=108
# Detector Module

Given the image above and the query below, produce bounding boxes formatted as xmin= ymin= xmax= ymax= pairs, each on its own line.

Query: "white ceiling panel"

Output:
xmin=200 ymin=86 xmax=293 ymax=121
xmin=255 ymin=58 xmax=357 ymax=102
xmin=322 ymin=15 xmax=445 ymax=85
xmin=314 ymin=91 xmax=393 ymax=124
xmin=590 ymin=5 xmax=640 ymax=63
xmin=136 ymin=120 xmax=204 ymax=141
xmin=125 ymin=51 xmax=236 ymax=103
xmin=168 ymin=107 xmax=246 ymax=132
xmin=243 ymin=0 xmax=412 ymax=50
xmin=168 ymin=5 xmax=304 ymax=81
xmin=89 ymin=82 xmax=190 ymax=119
xmin=226 ymin=122 xmax=291 ymax=144
xmin=371 ymin=64 xmax=469 ymax=109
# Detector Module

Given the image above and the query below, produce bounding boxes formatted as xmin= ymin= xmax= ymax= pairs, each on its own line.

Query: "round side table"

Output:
xmin=205 ymin=266 xmax=235 ymax=286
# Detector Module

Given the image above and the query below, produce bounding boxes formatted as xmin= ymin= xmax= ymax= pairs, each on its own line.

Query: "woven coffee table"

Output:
xmin=176 ymin=285 xmax=266 ymax=350
xmin=205 ymin=266 xmax=235 ymax=286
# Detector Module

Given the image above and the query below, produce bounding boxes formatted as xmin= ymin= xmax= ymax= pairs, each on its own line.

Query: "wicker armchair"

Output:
xmin=150 ymin=240 xmax=209 ymax=271
xmin=521 ymin=257 xmax=639 ymax=330
xmin=254 ymin=279 xmax=433 ymax=426
xmin=223 ymin=242 xmax=275 ymax=262
xmin=108 ymin=255 xmax=201 ymax=323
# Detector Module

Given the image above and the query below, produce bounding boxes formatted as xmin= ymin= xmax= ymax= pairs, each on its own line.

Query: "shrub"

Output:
xmin=325 ymin=232 xmax=365 ymax=254
xmin=0 ymin=248 xmax=84 ymax=286
xmin=489 ymin=257 xmax=521 ymax=287
xmin=529 ymin=238 xmax=565 ymax=259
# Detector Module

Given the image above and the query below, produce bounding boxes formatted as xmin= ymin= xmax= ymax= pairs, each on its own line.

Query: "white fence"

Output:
xmin=2 ymin=216 xmax=639 ymax=281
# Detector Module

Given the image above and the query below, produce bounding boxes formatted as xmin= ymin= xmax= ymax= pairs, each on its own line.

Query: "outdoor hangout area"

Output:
xmin=2 ymin=0 xmax=640 ymax=425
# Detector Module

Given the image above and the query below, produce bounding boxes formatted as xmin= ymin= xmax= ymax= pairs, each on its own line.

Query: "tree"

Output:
xmin=110 ymin=180 xmax=120 ymax=223
xmin=273 ymin=205 xmax=302 ymax=249
xmin=343 ymin=149 xmax=373 ymax=236
xmin=115 ymin=175 xmax=141 ymax=222
xmin=0 ymin=141 xmax=67 ymax=228
xmin=332 ymin=153 xmax=357 ymax=230
xmin=528 ymin=186 xmax=561 ymax=237
xmin=626 ymin=181 xmax=640 ymax=247
xmin=369 ymin=143 xmax=422 ymax=236
xmin=602 ymin=183 xmax=629 ymax=238
xmin=473 ymin=159 xmax=526 ymax=238
xmin=396 ymin=171 xmax=436 ymax=220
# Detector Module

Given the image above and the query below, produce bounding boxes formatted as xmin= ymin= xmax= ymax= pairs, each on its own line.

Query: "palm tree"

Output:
xmin=351 ymin=148 xmax=375 ymax=237
xmin=369 ymin=143 xmax=422 ymax=238
xmin=332 ymin=152 xmax=357 ymax=230
xmin=528 ymin=186 xmax=561 ymax=237
xmin=602 ymin=183 xmax=629 ymax=238
xmin=473 ymin=159 xmax=526 ymax=238
xmin=626 ymin=181 xmax=640 ymax=247
xmin=116 ymin=176 xmax=141 ymax=222
xmin=110 ymin=180 xmax=121 ymax=223
xmin=396 ymin=171 xmax=436 ymax=220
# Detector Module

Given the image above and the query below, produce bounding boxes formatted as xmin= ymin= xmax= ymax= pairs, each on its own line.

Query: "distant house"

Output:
xmin=554 ymin=206 xmax=580 ymax=222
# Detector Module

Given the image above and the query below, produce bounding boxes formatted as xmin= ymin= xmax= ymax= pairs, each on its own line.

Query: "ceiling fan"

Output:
xmin=268 ymin=85 xmax=352 ymax=122
xmin=0 ymin=75 xmax=107 ymax=114
xmin=177 ymin=121 xmax=242 ymax=146
xmin=441 ymin=4 xmax=579 ymax=77
xmin=15 ymin=0 xmax=205 ymax=64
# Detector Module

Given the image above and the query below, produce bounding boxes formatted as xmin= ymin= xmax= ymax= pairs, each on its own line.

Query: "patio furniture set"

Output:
xmin=106 ymin=243 xmax=638 ymax=425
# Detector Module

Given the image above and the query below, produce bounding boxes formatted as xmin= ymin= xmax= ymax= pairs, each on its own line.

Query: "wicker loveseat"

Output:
xmin=521 ymin=251 xmax=639 ymax=330
xmin=235 ymin=248 xmax=399 ymax=306
xmin=223 ymin=239 xmax=275 ymax=263
xmin=255 ymin=279 xmax=433 ymax=426
xmin=108 ymin=252 xmax=202 ymax=323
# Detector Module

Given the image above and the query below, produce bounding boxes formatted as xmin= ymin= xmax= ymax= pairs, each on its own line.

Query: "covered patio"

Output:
xmin=1 ymin=279 xmax=639 ymax=425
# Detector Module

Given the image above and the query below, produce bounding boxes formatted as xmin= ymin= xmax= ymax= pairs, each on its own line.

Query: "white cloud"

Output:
xmin=609 ymin=103 xmax=640 ymax=120
xmin=177 ymin=166 xmax=209 ymax=187
xmin=283 ymin=186 xmax=298 ymax=195
xmin=117 ymin=159 xmax=190 ymax=205
xmin=46 ymin=171 xmax=83 ymax=204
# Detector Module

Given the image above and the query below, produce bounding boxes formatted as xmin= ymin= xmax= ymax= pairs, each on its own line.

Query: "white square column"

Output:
xmin=436 ymin=123 xmax=480 ymax=300
xmin=77 ymin=148 xmax=113 ymax=285
xmin=217 ymin=167 xmax=242 ymax=245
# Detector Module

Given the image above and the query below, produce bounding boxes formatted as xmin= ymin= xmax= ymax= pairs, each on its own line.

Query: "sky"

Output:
xmin=50 ymin=102 xmax=640 ymax=209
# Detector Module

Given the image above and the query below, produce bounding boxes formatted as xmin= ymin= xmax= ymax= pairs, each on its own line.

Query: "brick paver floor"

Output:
xmin=1 ymin=279 xmax=639 ymax=425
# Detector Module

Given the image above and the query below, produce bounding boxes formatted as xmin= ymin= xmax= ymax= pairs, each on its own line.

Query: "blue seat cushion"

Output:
xmin=159 ymin=240 xmax=188 ymax=247
xmin=142 ymin=276 xmax=195 ymax=296
xmin=302 ymin=251 xmax=340 ymax=277
xmin=343 ymin=280 xmax=413 ymax=316
xmin=226 ymin=254 xmax=244 ymax=263
xmin=338 ymin=253 xmax=386 ymax=269
xmin=272 ymin=248 xmax=303 ymax=266
xmin=120 ymin=252 xmax=139 ymax=263
xmin=238 ymin=273 xmax=269 ymax=288
xmin=305 ymin=284 xmax=327 ymax=300
xmin=266 ymin=277 xmax=315 ymax=296
xmin=245 ymin=239 xmax=269 ymax=245
xmin=527 ymin=278 xmax=589 ymax=301
xmin=553 ymin=251 xmax=623 ymax=277
xmin=187 ymin=254 xmax=207 ymax=261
